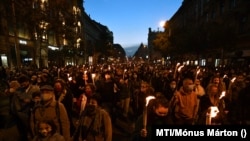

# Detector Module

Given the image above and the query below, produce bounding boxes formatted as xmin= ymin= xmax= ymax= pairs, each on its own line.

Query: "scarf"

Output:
xmin=81 ymin=108 xmax=103 ymax=136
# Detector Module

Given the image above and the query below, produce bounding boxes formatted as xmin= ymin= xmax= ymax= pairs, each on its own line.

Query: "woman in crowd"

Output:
xmin=75 ymin=83 xmax=96 ymax=115
xmin=196 ymin=84 xmax=228 ymax=125
xmin=53 ymin=79 xmax=75 ymax=136
xmin=72 ymin=93 xmax=112 ymax=141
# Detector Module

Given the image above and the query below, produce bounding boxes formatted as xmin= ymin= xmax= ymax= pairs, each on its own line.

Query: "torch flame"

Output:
xmin=210 ymin=106 xmax=219 ymax=118
xmin=223 ymin=75 xmax=228 ymax=78
xmin=231 ymin=77 xmax=236 ymax=83
xmin=196 ymin=69 xmax=200 ymax=75
xmin=145 ymin=96 xmax=155 ymax=107
xmin=178 ymin=65 xmax=184 ymax=72
xmin=91 ymin=73 xmax=96 ymax=79
xmin=219 ymin=91 xmax=226 ymax=99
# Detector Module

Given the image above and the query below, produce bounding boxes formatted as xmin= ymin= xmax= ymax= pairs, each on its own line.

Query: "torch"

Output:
xmin=123 ymin=69 xmax=127 ymax=79
xmin=219 ymin=91 xmax=226 ymax=99
xmin=91 ymin=73 xmax=96 ymax=86
xmin=57 ymin=68 xmax=60 ymax=78
xmin=228 ymin=76 xmax=236 ymax=93
xmin=143 ymin=96 xmax=155 ymax=129
xmin=206 ymin=106 xmax=219 ymax=125
xmin=177 ymin=65 xmax=184 ymax=72
xmin=194 ymin=68 xmax=200 ymax=81
xmin=173 ymin=63 xmax=180 ymax=79
xmin=231 ymin=77 xmax=236 ymax=83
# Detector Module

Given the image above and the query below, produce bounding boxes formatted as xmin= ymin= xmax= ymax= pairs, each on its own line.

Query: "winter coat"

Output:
xmin=30 ymin=100 xmax=71 ymax=141
xmin=168 ymin=87 xmax=198 ymax=124
xmin=72 ymin=107 xmax=112 ymax=141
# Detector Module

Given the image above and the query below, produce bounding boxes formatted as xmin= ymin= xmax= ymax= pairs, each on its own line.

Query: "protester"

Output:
xmin=168 ymin=77 xmax=198 ymax=125
xmin=131 ymin=81 xmax=155 ymax=120
xmin=196 ymin=84 xmax=228 ymax=125
xmin=30 ymin=85 xmax=71 ymax=141
xmin=96 ymin=71 xmax=118 ymax=121
xmin=117 ymin=78 xmax=130 ymax=118
xmin=75 ymin=83 xmax=96 ymax=116
xmin=132 ymin=95 xmax=173 ymax=141
xmin=238 ymin=76 xmax=250 ymax=124
xmin=72 ymin=93 xmax=112 ymax=141
xmin=206 ymin=75 xmax=226 ymax=95
xmin=162 ymin=78 xmax=178 ymax=101
xmin=226 ymin=73 xmax=246 ymax=124
xmin=13 ymin=74 xmax=40 ymax=140
xmin=0 ymin=80 xmax=23 ymax=141
xmin=194 ymin=78 xmax=205 ymax=98
xmin=53 ymin=79 xmax=75 ymax=136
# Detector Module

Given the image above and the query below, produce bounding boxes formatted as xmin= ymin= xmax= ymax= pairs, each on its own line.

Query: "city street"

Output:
xmin=112 ymin=117 xmax=135 ymax=141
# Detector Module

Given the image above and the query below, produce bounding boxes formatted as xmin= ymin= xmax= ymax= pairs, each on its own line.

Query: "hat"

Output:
xmin=40 ymin=85 xmax=54 ymax=91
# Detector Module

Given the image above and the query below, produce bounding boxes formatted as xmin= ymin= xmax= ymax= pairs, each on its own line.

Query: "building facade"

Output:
xmin=166 ymin=0 xmax=250 ymax=67
xmin=0 ymin=0 xmax=114 ymax=69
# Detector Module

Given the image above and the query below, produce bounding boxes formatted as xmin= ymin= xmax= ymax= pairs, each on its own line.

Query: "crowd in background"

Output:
xmin=0 ymin=62 xmax=250 ymax=141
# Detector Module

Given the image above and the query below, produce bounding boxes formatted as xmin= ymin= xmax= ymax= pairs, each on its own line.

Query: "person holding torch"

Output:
xmin=132 ymin=95 xmax=173 ymax=141
xmin=196 ymin=84 xmax=228 ymax=125
xmin=168 ymin=77 xmax=198 ymax=125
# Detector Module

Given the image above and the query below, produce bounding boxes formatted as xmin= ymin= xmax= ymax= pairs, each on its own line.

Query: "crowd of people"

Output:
xmin=0 ymin=62 xmax=249 ymax=141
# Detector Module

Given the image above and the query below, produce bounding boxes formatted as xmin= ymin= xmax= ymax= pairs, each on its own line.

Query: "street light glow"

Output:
xmin=159 ymin=20 xmax=165 ymax=28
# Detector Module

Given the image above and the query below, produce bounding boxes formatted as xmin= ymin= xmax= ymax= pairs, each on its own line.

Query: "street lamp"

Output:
xmin=159 ymin=20 xmax=165 ymax=28
xmin=158 ymin=20 xmax=166 ymax=32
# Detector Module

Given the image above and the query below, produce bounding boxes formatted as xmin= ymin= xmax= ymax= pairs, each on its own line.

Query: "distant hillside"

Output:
xmin=124 ymin=46 xmax=139 ymax=57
